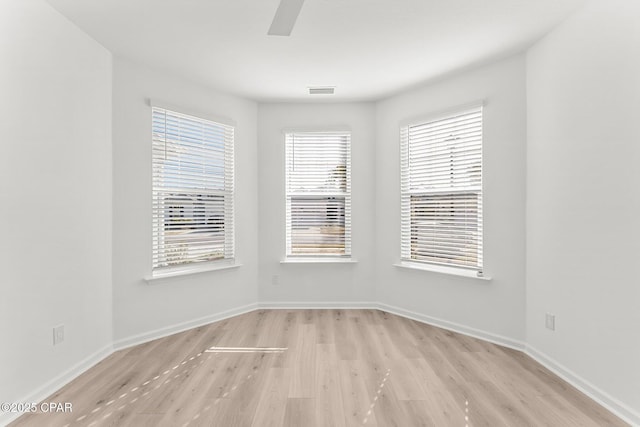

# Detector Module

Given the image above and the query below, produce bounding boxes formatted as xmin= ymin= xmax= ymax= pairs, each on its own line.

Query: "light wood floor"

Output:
xmin=11 ymin=309 xmax=628 ymax=427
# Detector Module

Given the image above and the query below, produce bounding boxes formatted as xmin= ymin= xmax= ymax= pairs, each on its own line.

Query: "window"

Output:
xmin=400 ymin=106 xmax=483 ymax=274
xmin=152 ymin=107 xmax=234 ymax=272
xmin=285 ymin=132 xmax=351 ymax=257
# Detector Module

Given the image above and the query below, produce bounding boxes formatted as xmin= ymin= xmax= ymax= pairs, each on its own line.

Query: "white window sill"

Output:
xmin=393 ymin=261 xmax=491 ymax=281
xmin=281 ymin=257 xmax=358 ymax=264
xmin=145 ymin=260 xmax=241 ymax=282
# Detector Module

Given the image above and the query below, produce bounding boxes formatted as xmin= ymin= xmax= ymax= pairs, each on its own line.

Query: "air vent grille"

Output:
xmin=308 ymin=87 xmax=335 ymax=95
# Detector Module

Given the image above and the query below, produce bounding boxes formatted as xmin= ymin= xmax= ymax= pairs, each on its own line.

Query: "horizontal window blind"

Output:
xmin=401 ymin=106 xmax=483 ymax=273
xmin=285 ymin=132 xmax=351 ymax=257
xmin=152 ymin=107 xmax=234 ymax=270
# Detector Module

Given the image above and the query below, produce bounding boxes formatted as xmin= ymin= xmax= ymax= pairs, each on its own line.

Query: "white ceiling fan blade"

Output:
xmin=268 ymin=0 xmax=306 ymax=36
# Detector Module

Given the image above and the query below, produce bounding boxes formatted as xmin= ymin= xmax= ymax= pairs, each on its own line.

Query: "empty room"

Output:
xmin=1 ymin=0 xmax=639 ymax=426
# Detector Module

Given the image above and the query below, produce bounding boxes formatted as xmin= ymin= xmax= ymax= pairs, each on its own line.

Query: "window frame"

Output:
xmin=400 ymin=104 xmax=484 ymax=276
xmin=284 ymin=130 xmax=352 ymax=260
xmin=150 ymin=104 xmax=235 ymax=278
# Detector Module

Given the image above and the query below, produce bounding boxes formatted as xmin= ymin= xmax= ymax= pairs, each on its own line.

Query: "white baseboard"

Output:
xmin=258 ymin=301 xmax=525 ymax=351
xmin=112 ymin=302 xmax=259 ymax=351
xmin=0 ymin=344 xmax=114 ymax=427
xmin=1 ymin=303 xmax=259 ymax=427
xmin=376 ymin=303 xmax=638 ymax=425
xmin=258 ymin=301 xmax=377 ymax=309
xmin=6 ymin=302 xmax=636 ymax=427
xmin=525 ymin=345 xmax=639 ymax=427
xmin=376 ymin=302 xmax=526 ymax=351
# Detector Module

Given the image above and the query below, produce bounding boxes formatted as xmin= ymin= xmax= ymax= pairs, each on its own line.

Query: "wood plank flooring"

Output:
xmin=10 ymin=309 xmax=629 ymax=427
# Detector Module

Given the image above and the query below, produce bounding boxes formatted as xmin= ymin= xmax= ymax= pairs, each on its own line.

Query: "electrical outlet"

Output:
xmin=545 ymin=314 xmax=555 ymax=331
xmin=271 ymin=275 xmax=279 ymax=286
xmin=53 ymin=325 xmax=65 ymax=345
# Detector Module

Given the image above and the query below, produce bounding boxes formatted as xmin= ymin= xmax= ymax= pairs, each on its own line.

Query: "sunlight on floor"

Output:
xmin=205 ymin=346 xmax=288 ymax=353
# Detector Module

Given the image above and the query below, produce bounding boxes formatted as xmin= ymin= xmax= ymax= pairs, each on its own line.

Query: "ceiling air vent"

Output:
xmin=308 ymin=87 xmax=335 ymax=95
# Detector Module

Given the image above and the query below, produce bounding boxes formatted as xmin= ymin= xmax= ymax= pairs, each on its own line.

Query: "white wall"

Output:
xmin=0 ymin=0 xmax=112 ymax=411
xmin=112 ymin=57 xmax=259 ymax=343
xmin=4 ymin=0 xmax=639 ymax=423
xmin=375 ymin=56 xmax=527 ymax=344
xmin=526 ymin=0 xmax=640 ymax=420
xmin=257 ymin=103 xmax=377 ymax=304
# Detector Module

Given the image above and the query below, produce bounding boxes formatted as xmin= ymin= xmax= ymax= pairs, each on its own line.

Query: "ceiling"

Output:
xmin=46 ymin=0 xmax=584 ymax=102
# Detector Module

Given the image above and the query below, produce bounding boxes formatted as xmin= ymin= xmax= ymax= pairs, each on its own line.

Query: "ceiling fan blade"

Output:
xmin=268 ymin=0 xmax=306 ymax=36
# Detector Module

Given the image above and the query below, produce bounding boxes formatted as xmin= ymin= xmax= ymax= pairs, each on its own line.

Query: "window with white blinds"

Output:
xmin=152 ymin=107 xmax=234 ymax=271
xmin=400 ymin=106 xmax=483 ymax=274
xmin=285 ymin=132 xmax=351 ymax=257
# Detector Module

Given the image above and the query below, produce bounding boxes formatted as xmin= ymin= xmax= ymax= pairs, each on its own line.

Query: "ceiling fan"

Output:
xmin=268 ymin=0 xmax=306 ymax=36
